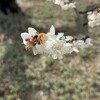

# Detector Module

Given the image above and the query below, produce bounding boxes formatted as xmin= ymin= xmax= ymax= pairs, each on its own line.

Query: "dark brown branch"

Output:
xmin=0 ymin=0 xmax=21 ymax=14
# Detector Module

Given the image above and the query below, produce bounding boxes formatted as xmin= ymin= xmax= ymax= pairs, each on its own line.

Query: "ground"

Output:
xmin=0 ymin=0 xmax=100 ymax=100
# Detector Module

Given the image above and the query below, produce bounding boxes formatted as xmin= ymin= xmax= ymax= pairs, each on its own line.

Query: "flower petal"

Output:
xmin=65 ymin=36 xmax=73 ymax=41
xmin=73 ymin=47 xmax=79 ymax=53
xmin=28 ymin=27 xmax=37 ymax=36
xmin=56 ymin=33 xmax=64 ymax=40
xmin=86 ymin=38 xmax=92 ymax=46
xmin=21 ymin=32 xmax=31 ymax=40
xmin=48 ymin=25 xmax=55 ymax=35
xmin=36 ymin=44 xmax=47 ymax=54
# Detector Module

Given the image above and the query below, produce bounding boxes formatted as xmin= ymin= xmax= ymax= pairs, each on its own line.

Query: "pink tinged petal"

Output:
xmin=21 ymin=32 xmax=31 ymax=40
xmin=28 ymin=27 xmax=37 ymax=36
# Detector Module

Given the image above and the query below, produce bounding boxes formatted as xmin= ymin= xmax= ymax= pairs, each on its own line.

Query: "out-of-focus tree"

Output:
xmin=0 ymin=0 xmax=21 ymax=14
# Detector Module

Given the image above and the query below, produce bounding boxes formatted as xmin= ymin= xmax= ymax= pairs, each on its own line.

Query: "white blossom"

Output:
xmin=48 ymin=0 xmax=76 ymax=10
xmin=87 ymin=11 xmax=100 ymax=27
xmin=47 ymin=25 xmax=56 ymax=40
xmin=21 ymin=25 xmax=92 ymax=59
xmin=61 ymin=2 xmax=76 ymax=10
xmin=73 ymin=38 xmax=92 ymax=49
xmin=21 ymin=27 xmax=37 ymax=47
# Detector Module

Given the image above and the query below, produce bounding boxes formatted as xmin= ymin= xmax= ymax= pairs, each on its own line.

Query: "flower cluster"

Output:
xmin=48 ymin=0 xmax=76 ymax=10
xmin=87 ymin=9 xmax=100 ymax=27
xmin=21 ymin=25 xmax=92 ymax=59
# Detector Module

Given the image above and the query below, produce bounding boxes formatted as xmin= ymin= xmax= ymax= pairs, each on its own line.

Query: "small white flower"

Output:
xmin=87 ymin=11 xmax=100 ymax=27
xmin=21 ymin=32 xmax=32 ymax=46
xmin=87 ymin=13 xmax=96 ymax=21
xmin=73 ymin=40 xmax=86 ymax=48
xmin=21 ymin=32 xmax=31 ymax=40
xmin=48 ymin=0 xmax=76 ymax=10
xmin=61 ymin=2 xmax=76 ymax=10
xmin=54 ymin=0 xmax=64 ymax=5
xmin=21 ymin=27 xmax=37 ymax=48
xmin=73 ymin=38 xmax=92 ymax=49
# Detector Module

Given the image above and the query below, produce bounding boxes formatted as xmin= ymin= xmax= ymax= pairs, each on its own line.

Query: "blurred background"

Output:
xmin=0 ymin=0 xmax=100 ymax=100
